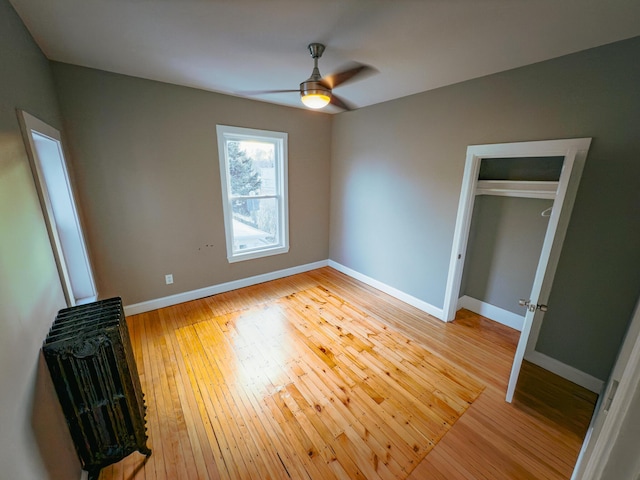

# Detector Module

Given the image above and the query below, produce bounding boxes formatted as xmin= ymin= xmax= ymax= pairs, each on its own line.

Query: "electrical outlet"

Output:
xmin=165 ymin=274 xmax=173 ymax=285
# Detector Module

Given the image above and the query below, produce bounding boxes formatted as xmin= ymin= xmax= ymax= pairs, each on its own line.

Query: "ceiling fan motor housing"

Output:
xmin=300 ymin=79 xmax=331 ymax=97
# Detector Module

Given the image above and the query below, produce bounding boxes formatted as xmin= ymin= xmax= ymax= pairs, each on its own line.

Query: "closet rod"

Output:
xmin=475 ymin=180 xmax=558 ymax=200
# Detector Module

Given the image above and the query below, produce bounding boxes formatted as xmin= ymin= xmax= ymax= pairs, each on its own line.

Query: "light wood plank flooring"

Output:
xmin=100 ymin=267 xmax=597 ymax=479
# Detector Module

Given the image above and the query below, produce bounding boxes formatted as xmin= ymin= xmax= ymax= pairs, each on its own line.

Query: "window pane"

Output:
xmin=231 ymin=197 xmax=279 ymax=252
xmin=227 ymin=140 xmax=264 ymax=196
xmin=238 ymin=140 xmax=276 ymax=196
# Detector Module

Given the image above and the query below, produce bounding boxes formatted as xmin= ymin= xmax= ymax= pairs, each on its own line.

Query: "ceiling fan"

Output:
xmin=243 ymin=43 xmax=375 ymax=111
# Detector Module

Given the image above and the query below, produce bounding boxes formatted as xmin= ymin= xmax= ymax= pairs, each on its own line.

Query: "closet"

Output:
xmin=458 ymin=156 xmax=564 ymax=330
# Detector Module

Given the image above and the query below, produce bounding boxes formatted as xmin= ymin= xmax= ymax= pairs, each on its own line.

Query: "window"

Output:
xmin=216 ymin=125 xmax=289 ymax=262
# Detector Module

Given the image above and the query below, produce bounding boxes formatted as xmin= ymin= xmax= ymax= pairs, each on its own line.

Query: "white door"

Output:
xmin=571 ymin=295 xmax=640 ymax=479
xmin=442 ymin=138 xmax=592 ymax=402
xmin=18 ymin=110 xmax=97 ymax=306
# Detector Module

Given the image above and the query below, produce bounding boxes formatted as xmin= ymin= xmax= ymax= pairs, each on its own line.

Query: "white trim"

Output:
xmin=454 ymin=297 xmax=605 ymax=394
xmin=126 ymin=259 xmax=446 ymax=320
xmin=582 ymin=340 xmax=640 ymax=478
xmin=475 ymin=180 xmax=558 ymax=199
xmin=443 ymin=138 xmax=591 ymax=324
xmin=216 ymin=125 xmax=289 ymax=263
xmin=124 ymin=260 xmax=328 ymax=315
xmin=524 ymin=350 xmax=604 ymax=394
xmin=76 ymin=295 xmax=98 ymax=306
xmin=572 ymin=297 xmax=640 ymax=479
xmin=17 ymin=110 xmax=98 ymax=307
xmin=443 ymin=151 xmax=481 ymax=321
xmin=328 ymin=261 xmax=444 ymax=320
xmin=440 ymin=138 xmax=592 ymax=403
xmin=457 ymin=296 xmax=524 ymax=331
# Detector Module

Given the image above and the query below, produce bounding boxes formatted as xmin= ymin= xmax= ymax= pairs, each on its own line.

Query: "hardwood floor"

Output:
xmin=100 ymin=267 xmax=597 ymax=479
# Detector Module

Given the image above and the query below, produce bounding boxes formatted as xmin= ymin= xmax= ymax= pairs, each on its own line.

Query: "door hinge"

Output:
xmin=603 ymin=380 xmax=619 ymax=413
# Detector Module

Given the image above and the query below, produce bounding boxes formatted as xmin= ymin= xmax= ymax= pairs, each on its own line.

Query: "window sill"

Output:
xmin=227 ymin=245 xmax=290 ymax=263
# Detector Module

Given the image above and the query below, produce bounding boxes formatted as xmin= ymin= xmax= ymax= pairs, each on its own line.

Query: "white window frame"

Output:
xmin=216 ymin=125 xmax=289 ymax=263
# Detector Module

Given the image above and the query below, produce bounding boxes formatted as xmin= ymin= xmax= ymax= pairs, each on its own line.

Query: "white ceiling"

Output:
xmin=10 ymin=0 xmax=640 ymax=113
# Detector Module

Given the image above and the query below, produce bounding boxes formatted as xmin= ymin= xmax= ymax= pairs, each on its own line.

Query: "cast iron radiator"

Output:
xmin=43 ymin=297 xmax=151 ymax=479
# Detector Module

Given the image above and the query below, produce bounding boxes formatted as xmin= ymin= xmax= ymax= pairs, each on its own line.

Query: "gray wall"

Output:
xmin=461 ymin=196 xmax=552 ymax=315
xmin=51 ymin=64 xmax=332 ymax=305
xmin=0 ymin=0 xmax=81 ymax=478
xmin=331 ymin=37 xmax=640 ymax=381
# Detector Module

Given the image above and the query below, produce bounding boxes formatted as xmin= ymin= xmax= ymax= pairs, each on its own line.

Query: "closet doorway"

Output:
xmin=442 ymin=138 xmax=592 ymax=402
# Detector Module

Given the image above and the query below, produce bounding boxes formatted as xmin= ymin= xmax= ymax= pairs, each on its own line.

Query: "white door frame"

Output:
xmin=572 ymin=295 xmax=640 ymax=479
xmin=442 ymin=138 xmax=592 ymax=402
xmin=17 ymin=110 xmax=97 ymax=306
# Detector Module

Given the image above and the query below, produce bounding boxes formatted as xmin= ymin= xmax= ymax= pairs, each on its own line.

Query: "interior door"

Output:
xmin=17 ymin=110 xmax=97 ymax=306
xmin=505 ymin=143 xmax=588 ymax=402
xmin=571 ymin=295 xmax=640 ymax=478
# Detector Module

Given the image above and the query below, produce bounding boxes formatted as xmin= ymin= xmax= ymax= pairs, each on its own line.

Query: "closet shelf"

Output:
xmin=475 ymin=180 xmax=558 ymax=199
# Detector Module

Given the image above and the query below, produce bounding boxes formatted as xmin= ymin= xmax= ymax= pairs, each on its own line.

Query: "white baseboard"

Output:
xmin=328 ymin=260 xmax=445 ymax=321
xmin=457 ymin=295 xmax=524 ymax=331
xmin=124 ymin=260 xmax=329 ymax=315
xmin=123 ymin=259 xmax=602 ymax=393
xmin=525 ymin=349 xmax=604 ymax=393
xmin=455 ymin=296 xmax=603 ymax=392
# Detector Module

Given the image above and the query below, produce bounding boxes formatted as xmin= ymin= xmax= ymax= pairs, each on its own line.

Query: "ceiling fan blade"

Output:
xmin=330 ymin=94 xmax=355 ymax=111
xmin=237 ymin=89 xmax=299 ymax=96
xmin=322 ymin=63 xmax=376 ymax=89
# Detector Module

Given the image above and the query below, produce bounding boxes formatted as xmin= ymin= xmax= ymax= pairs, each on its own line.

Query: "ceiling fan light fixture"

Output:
xmin=300 ymin=79 xmax=331 ymax=109
xmin=301 ymin=92 xmax=331 ymax=109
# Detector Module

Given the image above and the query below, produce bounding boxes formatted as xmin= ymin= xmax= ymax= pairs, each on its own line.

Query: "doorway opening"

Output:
xmin=442 ymin=138 xmax=592 ymax=402
xmin=18 ymin=110 xmax=97 ymax=307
